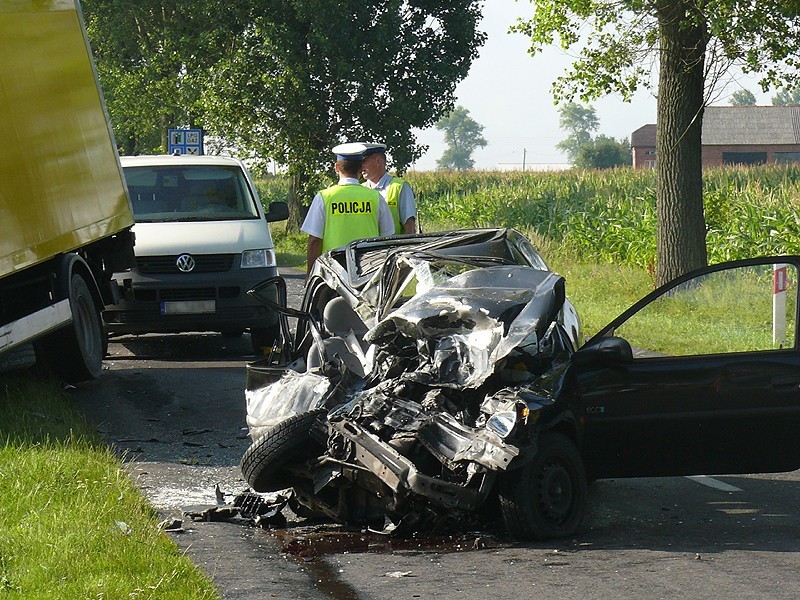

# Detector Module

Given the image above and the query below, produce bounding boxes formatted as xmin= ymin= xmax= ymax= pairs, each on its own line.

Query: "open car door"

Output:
xmin=572 ymin=257 xmax=800 ymax=479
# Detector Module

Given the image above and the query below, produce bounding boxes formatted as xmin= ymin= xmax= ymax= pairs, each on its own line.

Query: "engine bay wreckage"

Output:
xmin=241 ymin=228 xmax=587 ymax=540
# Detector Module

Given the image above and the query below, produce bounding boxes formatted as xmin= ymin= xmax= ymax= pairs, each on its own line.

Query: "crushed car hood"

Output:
xmin=366 ymin=265 xmax=566 ymax=388
xmin=242 ymin=228 xmax=582 ymax=535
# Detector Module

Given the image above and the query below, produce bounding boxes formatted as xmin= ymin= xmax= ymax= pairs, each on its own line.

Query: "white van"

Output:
xmin=103 ymin=155 xmax=288 ymax=352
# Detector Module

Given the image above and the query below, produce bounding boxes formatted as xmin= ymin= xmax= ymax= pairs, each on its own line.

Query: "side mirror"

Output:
xmin=265 ymin=201 xmax=289 ymax=222
xmin=572 ymin=336 xmax=633 ymax=367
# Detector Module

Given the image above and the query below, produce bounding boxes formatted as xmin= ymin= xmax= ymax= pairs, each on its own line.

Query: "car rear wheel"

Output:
xmin=498 ymin=431 xmax=587 ymax=540
xmin=240 ymin=409 xmax=326 ymax=493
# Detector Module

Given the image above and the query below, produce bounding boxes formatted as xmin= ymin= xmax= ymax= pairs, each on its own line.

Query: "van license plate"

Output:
xmin=161 ymin=300 xmax=215 ymax=314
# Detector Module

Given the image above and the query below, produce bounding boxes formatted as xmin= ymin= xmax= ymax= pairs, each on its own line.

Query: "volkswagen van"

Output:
xmin=103 ymin=155 xmax=288 ymax=352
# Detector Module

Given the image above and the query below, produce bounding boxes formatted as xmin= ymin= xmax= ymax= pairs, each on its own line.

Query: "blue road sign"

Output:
xmin=168 ymin=128 xmax=203 ymax=155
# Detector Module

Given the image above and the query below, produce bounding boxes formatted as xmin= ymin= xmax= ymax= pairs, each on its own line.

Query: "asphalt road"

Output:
xmin=72 ymin=267 xmax=800 ymax=599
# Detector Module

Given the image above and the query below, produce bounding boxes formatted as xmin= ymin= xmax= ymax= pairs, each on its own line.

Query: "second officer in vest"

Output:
xmin=361 ymin=142 xmax=417 ymax=234
xmin=301 ymin=143 xmax=395 ymax=273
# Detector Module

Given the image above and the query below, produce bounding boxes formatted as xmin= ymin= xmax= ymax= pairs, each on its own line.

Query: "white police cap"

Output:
xmin=332 ymin=142 xmax=367 ymax=160
xmin=361 ymin=142 xmax=387 ymax=157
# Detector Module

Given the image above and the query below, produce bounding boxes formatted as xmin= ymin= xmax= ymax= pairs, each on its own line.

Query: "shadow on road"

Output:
xmin=107 ymin=331 xmax=261 ymax=362
xmin=559 ymin=474 xmax=800 ymax=555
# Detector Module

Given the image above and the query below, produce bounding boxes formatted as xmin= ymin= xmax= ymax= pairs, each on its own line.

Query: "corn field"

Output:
xmin=257 ymin=164 xmax=800 ymax=269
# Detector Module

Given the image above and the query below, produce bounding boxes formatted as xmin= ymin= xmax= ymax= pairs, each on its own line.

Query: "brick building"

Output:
xmin=631 ymin=105 xmax=800 ymax=168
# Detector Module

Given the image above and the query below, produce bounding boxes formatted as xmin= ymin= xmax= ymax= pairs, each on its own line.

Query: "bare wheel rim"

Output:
xmin=536 ymin=457 xmax=575 ymax=525
xmin=74 ymin=287 xmax=98 ymax=357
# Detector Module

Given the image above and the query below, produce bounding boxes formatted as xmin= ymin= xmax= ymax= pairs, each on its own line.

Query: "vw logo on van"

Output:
xmin=176 ymin=254 xmax=196 ymax=273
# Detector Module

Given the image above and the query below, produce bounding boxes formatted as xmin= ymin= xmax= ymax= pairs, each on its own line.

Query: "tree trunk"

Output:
xmin=655 ymin=0 xmax=709 ymax=287
xmin=286 ymin=167 xmax=305 ymax=234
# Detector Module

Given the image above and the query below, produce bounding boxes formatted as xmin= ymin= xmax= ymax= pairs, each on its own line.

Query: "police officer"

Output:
xmin=361 ymin=142 xmax=418 ymax=234
xmin=301 ymin=143 xmax=395 ymax=273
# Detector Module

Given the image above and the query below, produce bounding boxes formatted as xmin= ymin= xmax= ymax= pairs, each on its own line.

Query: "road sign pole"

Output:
xmin=773 ymin=264 xmax=788 ymax=347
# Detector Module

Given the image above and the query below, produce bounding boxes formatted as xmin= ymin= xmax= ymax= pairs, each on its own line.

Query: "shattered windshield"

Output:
xmin=382 ymin=255 xmax=501 ymax=314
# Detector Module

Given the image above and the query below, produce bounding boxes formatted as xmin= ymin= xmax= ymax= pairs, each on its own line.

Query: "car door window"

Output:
xmin=614 ymin=263 xmax=797 ymax=356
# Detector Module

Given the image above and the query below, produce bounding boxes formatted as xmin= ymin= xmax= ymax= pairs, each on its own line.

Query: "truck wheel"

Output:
xmin=250 ymin=323 xmax=279 ymax=353
xmin=40 ymin=273 xmax=105 ymax=383
xmin=498 ymin=431 xmax=587 ymax=540
xmin=240 ymin=409 xmax=326 ymax=493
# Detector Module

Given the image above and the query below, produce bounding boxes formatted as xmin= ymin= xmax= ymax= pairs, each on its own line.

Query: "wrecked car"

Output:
xmin=241 ymin=228 xmax=800 ymax=540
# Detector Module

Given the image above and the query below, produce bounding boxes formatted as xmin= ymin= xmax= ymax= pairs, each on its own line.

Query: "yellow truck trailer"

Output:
xmin=0 ymin=0 xmax=135 ymax=382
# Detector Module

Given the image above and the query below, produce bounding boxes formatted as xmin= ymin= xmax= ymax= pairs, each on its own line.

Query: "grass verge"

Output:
xmin=270 ymin=221 xmax=306 ymax=268
xmin=547 ymin=253 xmax=654 ymax=339
xmin=0 ymin=374 xmax=218 ymax=599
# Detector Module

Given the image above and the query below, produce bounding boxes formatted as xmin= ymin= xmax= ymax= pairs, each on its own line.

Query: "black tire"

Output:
xmin=498 ymin=431 xmax=588 ymax=540
xmin=250 ymin=323 xmax=279 ymax=353
xmin=240 ymin=409 xmax=326 ymax=492
xmin=37 ymin=273 xmax=105 ymax=383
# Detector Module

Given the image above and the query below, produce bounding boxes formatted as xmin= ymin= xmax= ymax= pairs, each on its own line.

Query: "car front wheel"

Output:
xmin=240 ymin=409 xmax=326 ymax=493
xmin=498 ymin=431 xmax=588 ymax=540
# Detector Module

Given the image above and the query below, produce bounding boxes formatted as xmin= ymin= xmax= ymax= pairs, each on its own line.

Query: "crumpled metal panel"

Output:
xmin=245 ymin=371 xmax=330 ymax=439
xmin=243 ymin=228 xmax=582 ymax=528
xmin=417 ymin=411 xmax=520 ymax=470
xmin=329 ymin=418 xmax=490 ymax=510
xmin=366 ymin=266 xmax=566 ymax=388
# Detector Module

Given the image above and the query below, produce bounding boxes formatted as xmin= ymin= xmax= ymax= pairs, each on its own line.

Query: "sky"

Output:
xmin=410 ymin=0 xmax=771 ymax=171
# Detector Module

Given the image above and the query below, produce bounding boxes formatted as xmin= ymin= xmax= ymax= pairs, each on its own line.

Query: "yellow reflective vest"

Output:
xmin=385 ymin=176 xmax=406 ymax=234
xmin=320 ymin=184 xmax=381 ymax=252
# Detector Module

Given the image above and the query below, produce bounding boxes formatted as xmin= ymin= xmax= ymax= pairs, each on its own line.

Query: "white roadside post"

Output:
xmin=773 ymin=264 xmax=788 ymax=348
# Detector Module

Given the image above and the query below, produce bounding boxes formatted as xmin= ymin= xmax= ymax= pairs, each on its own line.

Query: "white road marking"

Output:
xmin=685 ymin=475 xmax=743 ymax=492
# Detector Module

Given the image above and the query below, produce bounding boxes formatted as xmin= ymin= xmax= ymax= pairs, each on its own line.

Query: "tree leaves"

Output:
xmin=84 ymin=0 xmax=485 ymax=202
xmin=515 ymin=0 xmax=800 ymax=284
xmin=434 ymin=106 xmax=487 ymax=170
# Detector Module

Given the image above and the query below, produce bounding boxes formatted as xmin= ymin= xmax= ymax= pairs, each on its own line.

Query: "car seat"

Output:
xmin=306 ymin=297 xmax=369 ymax=376
xmin=322 ymin=297 xmax=368 ymax=339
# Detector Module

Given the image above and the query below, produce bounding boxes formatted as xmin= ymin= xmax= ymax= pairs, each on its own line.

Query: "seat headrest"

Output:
xmin=323 ymin=297 xmax=365 ymax=334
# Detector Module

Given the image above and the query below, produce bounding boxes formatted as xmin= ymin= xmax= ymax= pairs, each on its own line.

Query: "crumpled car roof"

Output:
xmin=311 ymin=228 xmax=554 ymax=330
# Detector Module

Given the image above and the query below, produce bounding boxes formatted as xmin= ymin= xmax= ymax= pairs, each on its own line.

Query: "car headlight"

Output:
xmin=485 ymin=410 xmax=518 ymax=439
xmin=241 ymin=249 xmax=276 ymax=268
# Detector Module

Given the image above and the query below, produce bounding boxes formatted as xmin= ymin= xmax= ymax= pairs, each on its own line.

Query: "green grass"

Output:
xmin=612 ymin=265 xmax=797 ymax=356
xmin=269 ymin=221 xmax=307 ymax=268
xmin=261 ymin=163 xmax=800 ymax=273
xmin=0 ymin=374 xmax=218 ymax=599
xmin=546 ymin=254 xmax=654 ymax=339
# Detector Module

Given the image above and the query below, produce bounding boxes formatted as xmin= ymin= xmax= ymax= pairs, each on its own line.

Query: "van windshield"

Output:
xmin=123 ymin=165 xmax=260 ymax=222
